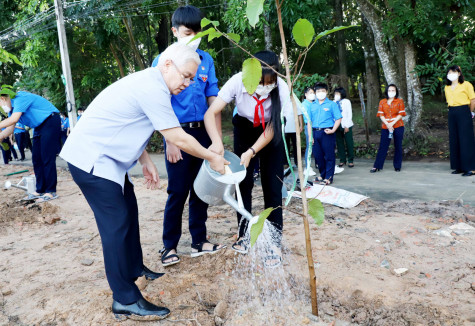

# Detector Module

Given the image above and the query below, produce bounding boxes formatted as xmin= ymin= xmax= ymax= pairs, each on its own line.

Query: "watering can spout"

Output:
xmin=223 ymin=185 xmax=253 ymax=221
xmin=4 ymin=180 xmax=12 ymax=189
xmin=4 ymin=176 xmax=36 ymax=194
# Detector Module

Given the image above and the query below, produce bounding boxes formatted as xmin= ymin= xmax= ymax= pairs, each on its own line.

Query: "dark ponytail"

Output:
xmin=253 ymin=50 xmax=282 ymax=144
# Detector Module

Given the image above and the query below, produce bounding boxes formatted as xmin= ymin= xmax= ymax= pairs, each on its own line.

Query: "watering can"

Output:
xmin=4 ymin=176 xmax=36 ymax=195
xmin=194 ymin=151 xmax=253 ymax=220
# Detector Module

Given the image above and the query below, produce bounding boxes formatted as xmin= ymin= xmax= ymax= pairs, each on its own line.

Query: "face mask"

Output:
xmin=316 ymin=92 xmax=326 ymax=101
xmin=256 ymin=84 xmax=276 ymax=96
xmin=1 ymin=105 xmax=11 ymax=113
xmin=306 ymin=94 xmax=316 ymax=101
xmin=388 ymin=91 xmax=396 ymax=98
xmin=178 ymin=34 xmax=201 ymax=51
xmin=447 ymin=73 xmax=459 ymax=82
xmin=334 ymin=94 xmax=341 ymax=102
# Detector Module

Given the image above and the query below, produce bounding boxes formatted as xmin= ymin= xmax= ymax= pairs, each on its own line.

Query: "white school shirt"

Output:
xmin=218 ymin=72 xmax=292 ymax=123
xmin=60 ymin=67 xmax=180 ymax=189
xmin=334 ymin=98 xmax=354 ymax=128
xmin=284 ymin=102 xmax=302 ymax=133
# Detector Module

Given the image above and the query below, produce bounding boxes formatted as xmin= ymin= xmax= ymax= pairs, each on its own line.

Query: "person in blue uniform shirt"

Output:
xmin=60 ymin=43 xmax=227 ymax=321
xmin=14 ymin=121 xmax=27 ymax=161
xmin=151 ymin=5 xmax=225 ymax=267
xmin=60 ymin=113 xmax=70 ymax=145
xmin=310 ymin=82 xmax=342 ymax=185
xmin=0 ymin=91 xmax=61 ymax=201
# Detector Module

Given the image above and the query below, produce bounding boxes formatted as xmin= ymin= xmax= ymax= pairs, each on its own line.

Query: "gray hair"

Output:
xmin=157 ymin=42 xmax=201 ymax=67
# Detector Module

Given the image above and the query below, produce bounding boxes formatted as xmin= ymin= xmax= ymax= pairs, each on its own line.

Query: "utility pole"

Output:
xmin=54 ymin=0 xmax=77 ymax=128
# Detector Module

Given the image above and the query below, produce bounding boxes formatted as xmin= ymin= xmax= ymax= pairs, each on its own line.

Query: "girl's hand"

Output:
xmin=240 ymin=149 xmax=254 ymax=168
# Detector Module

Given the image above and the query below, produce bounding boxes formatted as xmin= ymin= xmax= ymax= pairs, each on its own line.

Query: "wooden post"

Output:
xmin=358 ymin=83 xmax=370 ymax=144
xmin=54 ymin=0 xmax=77 ymax=128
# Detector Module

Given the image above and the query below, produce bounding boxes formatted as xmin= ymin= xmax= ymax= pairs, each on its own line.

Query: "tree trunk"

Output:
xmin=123 ymin=17 xmax=145 ymax=71
xmin=404 ymin=40 xmax=423 ymax=133
xmin=154 ymin=16 xmax=169 ymax=54
xmin=110 ymin=42 xmax=125 ymax=78
xmin=334 ymin=0 xmax=348 ymax=91
xmin=361 ymin=15 xmax=381 ymax=131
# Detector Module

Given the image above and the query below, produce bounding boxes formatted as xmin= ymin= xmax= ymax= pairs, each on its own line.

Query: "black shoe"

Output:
xmin=141 ymin=265 xmax=165 ymax=280
xmin=112 ymin=297 xmax=170 ymax=321
xmin=395 ymin=168 xmax=401 ymax=172
xmin=451 ymin=170 xmax=463 ymax=174
xmin=370 ymin=168 xmax=380 ymax=173
xmin=462 ymin=171 xmax=474 ymax=177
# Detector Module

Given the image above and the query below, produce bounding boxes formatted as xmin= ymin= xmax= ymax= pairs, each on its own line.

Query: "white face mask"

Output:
xmin=256 ymin=84 xmax=276 ymax=96
xmin=178 ymin=34 xmax=201 ymax=51
xmin=388 ymin=91 xmax=396 ymax=98
xmin=316 ymin=92 xmax=326 ymax=101
xmin=447 ymin=73 xmax=459 ymax=82
xmin=306 ymin=93 xmax=316 ymax=101
xmin=334 ymin=94 xmax=341 ymax=102
xmin=1 ymin=105 xmax=11 ymax=113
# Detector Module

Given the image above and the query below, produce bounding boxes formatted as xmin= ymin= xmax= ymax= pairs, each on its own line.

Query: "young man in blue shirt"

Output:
xmin=310 ymin=83 xmax=342 ymax=185
xmin=151 ymin=5 xmax=224 ymax=266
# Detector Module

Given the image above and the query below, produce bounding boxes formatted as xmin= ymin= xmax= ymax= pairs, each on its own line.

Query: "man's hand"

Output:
xmin=324 ymin=128 xmax=334 ymax=135
xmin=165 ymin=141 xmax=183 ymax=163
xmin=209 ymin=153 xmax=229 ymax=174
xmin=208 ymin=142 xmax=224 ymax=156
xmin=142 ymin=162 xmax=160 ymax=190
xmin=344 ymin=127 xmax=349 ymax=134
xmin=240 ymin=149 xmax=254 ymax=168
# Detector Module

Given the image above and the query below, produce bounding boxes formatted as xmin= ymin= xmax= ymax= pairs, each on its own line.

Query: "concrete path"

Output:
xmin=7 ymin=150 xmax=475 ymax=206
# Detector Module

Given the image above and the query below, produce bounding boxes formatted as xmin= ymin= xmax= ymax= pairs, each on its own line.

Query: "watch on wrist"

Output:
xmin=249 ymin=147 xmax=256 ymax=157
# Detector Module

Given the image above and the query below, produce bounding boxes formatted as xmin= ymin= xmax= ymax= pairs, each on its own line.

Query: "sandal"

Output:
xmin=191 ymin=240 xmax=226 ymax=258
xmin=338 ymin=162 xmax=345 ymax=167
xmin=22 ymin=193 xmax=42 ymax=201
xmin=231 ymin=238 xmax=248 ymax=254
xmin=348 ymin=163 xmax=354 ymax=168
xmin=314 ymin=176 xmax=323 ymax=183
xmin=35 ymin=193 xmax=58 ymax=203
xmin=319 ymin=179 xmax=332 ymax=186
xmin=370 ymin=168 xmax=380 ymax=173
xmin=264 ymin=250 xmax=282 ymax=268
xmin=159 ymin=248 xmax=180 ymax=267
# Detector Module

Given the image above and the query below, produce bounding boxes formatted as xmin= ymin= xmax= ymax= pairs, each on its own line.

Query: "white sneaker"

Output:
xmin=334 ymin=165 xmax=344 ymax=174
xmin=305 ymin=168 xmax=317 ymax=176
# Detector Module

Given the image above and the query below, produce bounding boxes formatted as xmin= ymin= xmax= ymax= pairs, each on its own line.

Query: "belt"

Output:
xmin=313 ymin=127 xmax=327 ymax=131
xmin=180 ymin=121 xmax=204 ymax=128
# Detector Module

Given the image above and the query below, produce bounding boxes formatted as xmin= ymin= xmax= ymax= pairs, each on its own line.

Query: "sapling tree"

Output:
xmin=191 ymin=0 xmax=356 ymax=316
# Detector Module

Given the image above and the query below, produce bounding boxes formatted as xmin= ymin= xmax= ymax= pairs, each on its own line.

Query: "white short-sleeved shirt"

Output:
xmin=60 ymin=67 xmax=180 ymax=189
xmin=284 ymin=102 xmax=302 ymax=133
xmin=218 ymin=72 xmax=292 ymax=124
xmin=334 ymin=98 xmax=354 ymax=128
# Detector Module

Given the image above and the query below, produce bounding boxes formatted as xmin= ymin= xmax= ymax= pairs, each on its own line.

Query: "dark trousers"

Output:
xmin=32 ymin=113 xmax=61 ymax=193
xmin=373 ymin=126 xmax=404 ymax=170
xmin=448 ymin=105 xmax=475 ymax=171
xmin=335 ymin=126 xmax=354 ymax=164
xmin=284 ymin=132 xmax=298 ymax=165
xmin=10 ymin=142 xmax=18 ymax=160
xmin=61 ymin=130 xmax=68 ymax=146
xmin=68 ymin=163 xmax=143 ymax=305
xmin=163 ymin=127 xmax=211 ymax=249
xmin=233 ymin=115 xmax=283 ymax=239
xmin=15 ymin=132 xmax=26 ymax=160
xmin=1 ymin=138 xmax=13 ymax=164
xmin=312 ymin=129 xmax=336 ymax=181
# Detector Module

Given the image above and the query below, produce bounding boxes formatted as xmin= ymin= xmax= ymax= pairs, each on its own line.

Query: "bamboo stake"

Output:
xmin=275 ymin=0 xmax=319 ymax=316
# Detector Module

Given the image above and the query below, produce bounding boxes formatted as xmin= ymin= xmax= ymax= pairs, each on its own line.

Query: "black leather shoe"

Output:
xmin=462 ymin=171 xmax=474 ymax=177
xmin=395 ymin=168 xmax=401 ymax=172
xmin=141 ymin=265 xmax=165 ymax=280
xmin=451 ymin=170 xmax=463 ymax=174
xmin=370 ymin=168 xmax=380 ymax=173
xmin=112 ymin=297 xmax=170 ymax=321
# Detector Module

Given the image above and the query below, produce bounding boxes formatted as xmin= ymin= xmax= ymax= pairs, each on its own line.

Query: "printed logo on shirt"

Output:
xmin=199 ymin=74 xmax=208 ymax=82
xmin=201 ymin=66 xmax=205 ymax=70
xmin=324 ymin=108 xmax=330 ymax=111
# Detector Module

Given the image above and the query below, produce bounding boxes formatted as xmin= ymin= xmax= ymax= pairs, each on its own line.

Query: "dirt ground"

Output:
xmin=0 ymin=164 xmax=474 ymax=326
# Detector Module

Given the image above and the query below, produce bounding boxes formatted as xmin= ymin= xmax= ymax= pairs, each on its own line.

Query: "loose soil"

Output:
xmin=0 ymin=164 xmax=474 ymax=326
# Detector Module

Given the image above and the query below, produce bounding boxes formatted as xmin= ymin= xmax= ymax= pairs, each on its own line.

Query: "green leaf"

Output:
xmin=208 ymin=29 xmax=222 ymax=42
xmin=308 ymin=199 xmax=324 ymax=225
xmin=0 ymin=87 xmax=16 ymax=99
xmin=292 ymin=19 xmax=315 ymax=47
xmin=250 ymin=207 xmax=275 ymax=247
xmin=246 ymin=0 xmax=265 ymax=28
xmin=201 ymin=17 xmax=220 ymax=28
xmin=188 ymin=28 xmax=213 ymax=44
xmin=314 ymin=25 xmax=359 ymax=43
xmin=227 ymin=33 xmax=241 ymax=44
xmin=242 ymin=58 xmax=262 ymax=95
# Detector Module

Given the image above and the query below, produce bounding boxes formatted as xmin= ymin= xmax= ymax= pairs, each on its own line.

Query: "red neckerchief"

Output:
xmin=252 ymin=95 xmax=267 ymax=135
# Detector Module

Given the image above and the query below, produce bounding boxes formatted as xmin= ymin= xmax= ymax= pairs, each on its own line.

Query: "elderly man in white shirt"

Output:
xmin=60 ymin=43 xmax=227 ymax=322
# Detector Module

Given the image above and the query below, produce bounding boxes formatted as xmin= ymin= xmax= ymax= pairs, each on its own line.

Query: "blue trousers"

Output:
xmin=373 ymin=127 xmax=404 ymax=170
xmin=32 ymin=113 xmax=61 ymax=193
xmin=15 ymin=132 xmax=26 ymax=161
xmin=312 ymin=129 xmax=336 ymax=181
xmin=1 ymin=138 xmax=13 ymax=164
xmin=162 ymin=127 xmax=211 ymax=249
xmin=68 ymin=163 xmax=143 ymax=305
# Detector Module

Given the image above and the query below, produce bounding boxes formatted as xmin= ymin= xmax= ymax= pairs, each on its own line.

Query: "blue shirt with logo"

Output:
xmin=11 ymin=91 xmax=59 ymax=128
xmin=310 ymin=98 xmax=342 ymax=128
xmin=14 ymin=122 xmax=26 ymax=134
xmin=151 ymin=48 xmax=219 ymax=123
xmin=61 ymin=116 xmax=69 ymax=131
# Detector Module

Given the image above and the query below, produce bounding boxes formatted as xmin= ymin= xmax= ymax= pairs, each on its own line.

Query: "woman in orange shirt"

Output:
xmin=444 ymin=65 xmax=475 ymax=176
xmin=370 ymin=84 xmax=406 ymax=173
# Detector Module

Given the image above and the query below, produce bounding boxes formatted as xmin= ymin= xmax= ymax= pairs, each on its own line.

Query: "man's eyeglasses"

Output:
xmin=173 ymin=62 xmax=195 ymax=85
